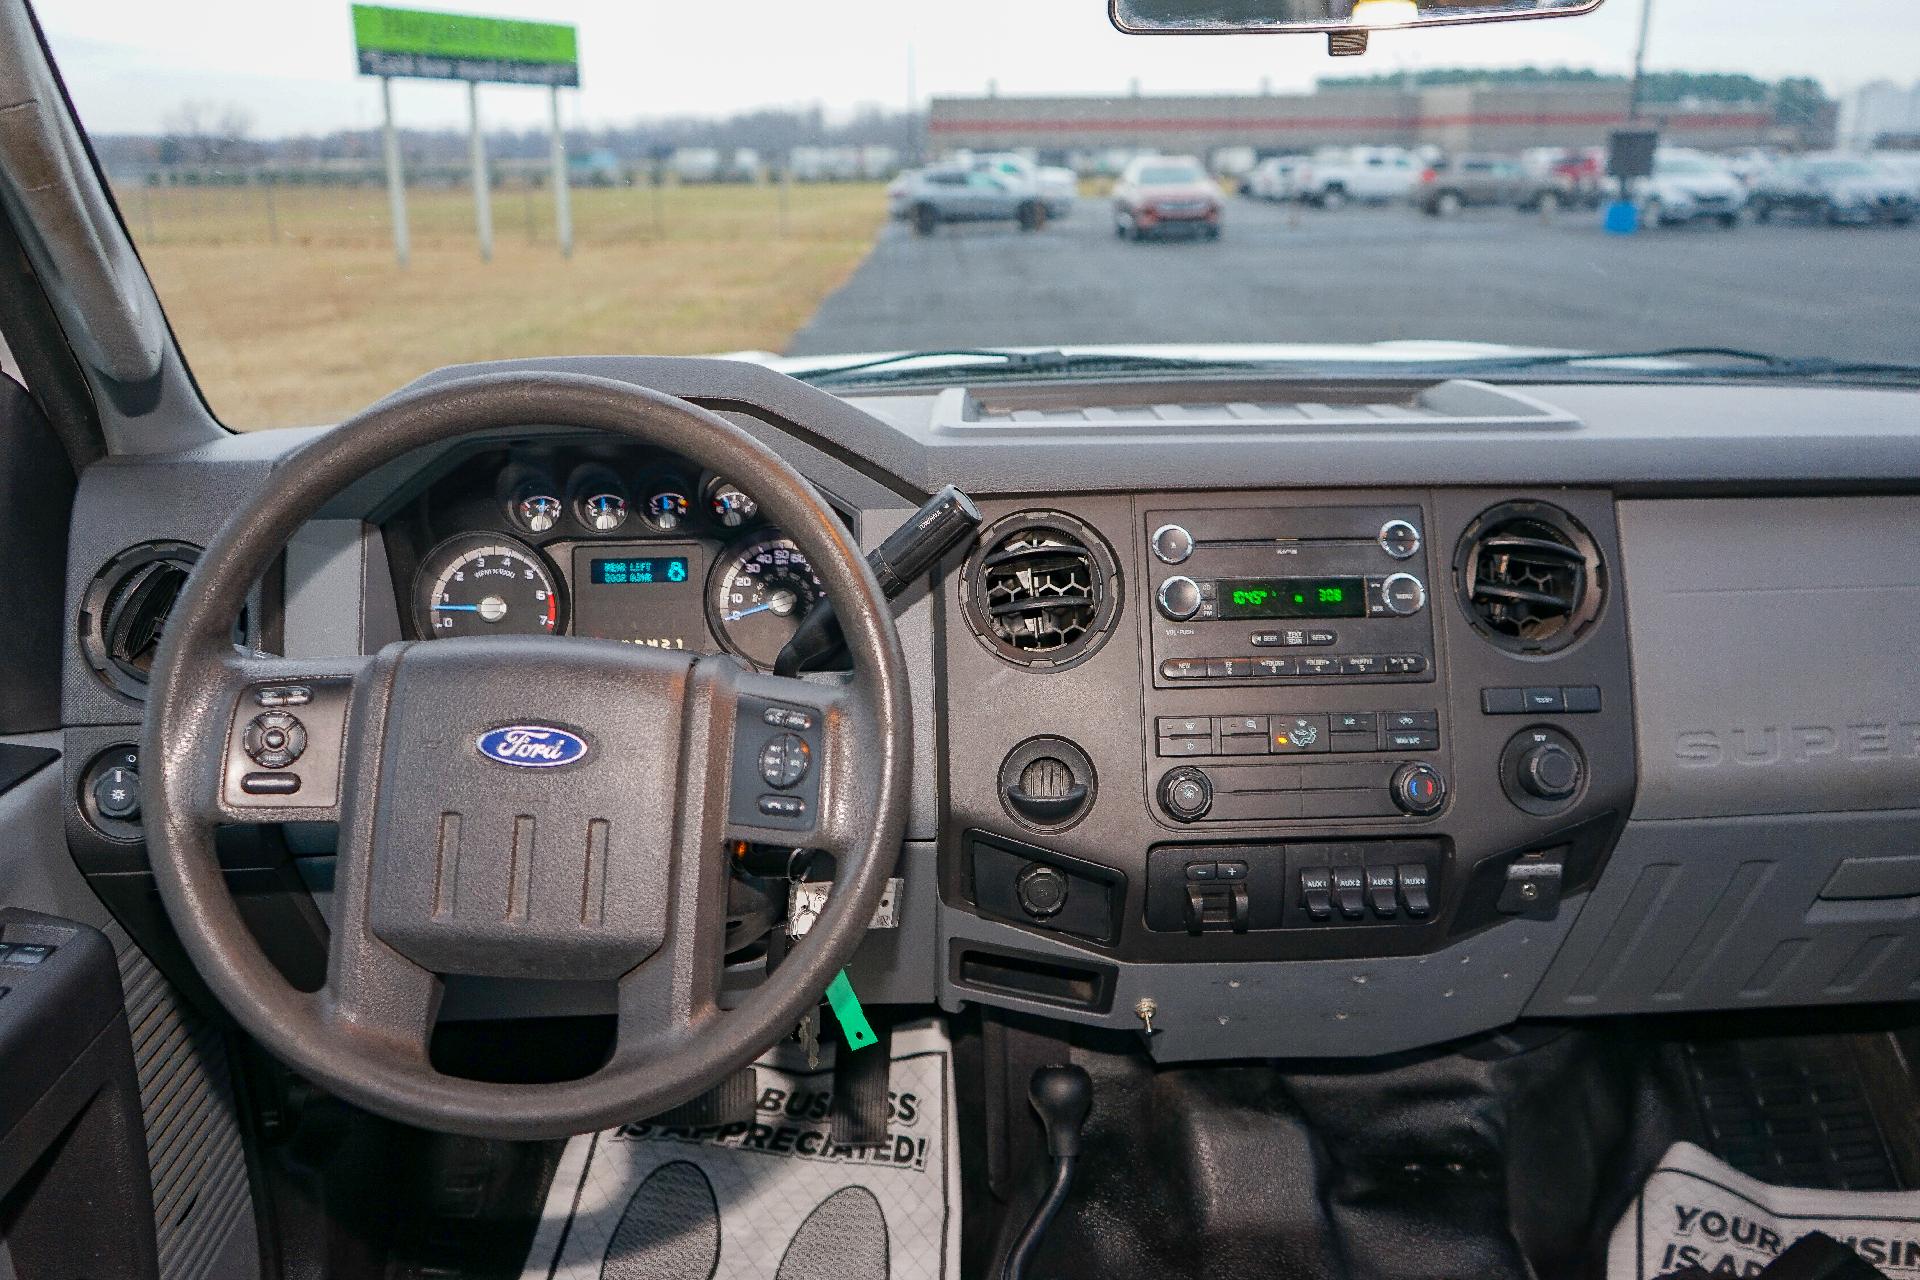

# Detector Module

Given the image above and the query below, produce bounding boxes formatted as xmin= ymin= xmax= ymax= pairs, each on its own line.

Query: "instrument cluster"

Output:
xmin=385 ymin=443 xmax=827 ymax=671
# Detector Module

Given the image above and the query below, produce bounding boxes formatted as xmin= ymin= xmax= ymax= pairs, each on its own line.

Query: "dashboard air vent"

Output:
xmin=1454 ymin=502 xmax=1604 ymax=654
xmin=962 ymin=513 xmax=1121 ymax=671
xmin=81 ymin=542 xmax=204 ymax=699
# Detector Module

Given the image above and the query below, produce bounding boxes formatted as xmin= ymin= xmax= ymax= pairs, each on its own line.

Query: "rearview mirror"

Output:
xmin=1111 ymin=0 xmax=1604 ymax=38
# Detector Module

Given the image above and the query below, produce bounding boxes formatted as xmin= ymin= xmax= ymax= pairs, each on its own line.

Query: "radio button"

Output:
xmin=1306 ymin=629 xmax=1339 ymax=646
xmin=1160 ymin=658 xmax=1208 ymax=680
xmin=1212 ymin=657 xmax=1261 ymax=679
xmin=1381 ymin=572 xmax=1427 ymax=616
xmin=1157 ymin=576 xmax=1203 ymax=621
xmin=1253 ymin=656 xmax=1298 ymax=677
xmin=1383 ymin=655 xmax=1428 ymax=675
xmin=1340 ymin=654 xmax=1383 ymax=676
xmin=1271 ymin=715 xmax=1331 ymax=754
xmin=1299 ymin=656 xmax=1340 ymax=678
xmin=1151 ymin=524 xmax=1195 ymax=565
xmin=1378 ymin=519 xmax=1422 ymax=560
xmin=1251 ymin=630 xmax=1282 ymax=647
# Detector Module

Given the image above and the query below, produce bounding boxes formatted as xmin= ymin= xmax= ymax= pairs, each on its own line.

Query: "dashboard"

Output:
xmin=379 ymin=440 xmax=834 ymax=671
xmin=50 ymin=355 xmax=1920 ymax=1064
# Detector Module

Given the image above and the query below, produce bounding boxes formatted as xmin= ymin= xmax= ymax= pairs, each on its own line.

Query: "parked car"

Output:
xmin=1519 ymin=146 xmax=1607 ymax=210
xmin=1415 ymin=154 xmax=1530 ymax=215
xmin=1245 ymin=155 xmax=1309 ymax=202
xmin=1635 ymin=151 xmax=1746 ymax=228
xmin=972 ymin=152 xmax=1078 ymax=219
xmin=1750 ymin=154 xmax=1917 ymax=225
xmin=1112 ymin=155 xmax=1222 ymax=240
xmin=1298 ymin=146 xmax=1421 ymax=208
xmin=891 ymin=164 xmax=1049 ymax=235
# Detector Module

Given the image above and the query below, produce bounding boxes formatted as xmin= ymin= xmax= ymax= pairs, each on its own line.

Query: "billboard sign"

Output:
xmin=352 ymin=4 xmax=579 ymax=86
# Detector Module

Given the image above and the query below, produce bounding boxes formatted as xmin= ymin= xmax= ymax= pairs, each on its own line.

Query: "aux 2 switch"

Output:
xmin=1159 ymin=767 xmax=1213 ymax=822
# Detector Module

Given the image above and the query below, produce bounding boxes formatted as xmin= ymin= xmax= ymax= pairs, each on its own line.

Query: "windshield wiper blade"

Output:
xmin=1426 ymin=346 xmax=1920 ymax=382
xmin=793 ymin=348 xmax=1261 ymax=386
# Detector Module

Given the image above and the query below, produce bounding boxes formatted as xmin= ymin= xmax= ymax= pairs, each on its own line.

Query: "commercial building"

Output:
xmin=929 ymin=82 xmax=1821 ymax=159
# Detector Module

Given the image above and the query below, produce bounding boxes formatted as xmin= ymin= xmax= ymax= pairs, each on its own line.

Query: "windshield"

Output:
xmin=41 ymin=0 xmax=1920 ymax=428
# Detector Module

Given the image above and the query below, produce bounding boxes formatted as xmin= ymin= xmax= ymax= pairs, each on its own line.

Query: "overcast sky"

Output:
xmin=40 ymin=0 xmax=1920 ymax=138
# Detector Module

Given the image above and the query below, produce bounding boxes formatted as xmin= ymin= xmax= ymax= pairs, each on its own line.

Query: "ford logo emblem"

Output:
xmin=476 ymin=725 xmax=590 ymax=769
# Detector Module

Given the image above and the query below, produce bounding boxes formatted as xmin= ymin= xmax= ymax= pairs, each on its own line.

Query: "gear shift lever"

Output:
xmin=1001 ymin=1064 xmax=1093 ymax=1280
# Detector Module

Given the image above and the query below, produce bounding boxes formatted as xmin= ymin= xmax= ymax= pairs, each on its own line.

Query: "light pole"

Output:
xmin=1627 ymin=0 xmax=1654 ymax=120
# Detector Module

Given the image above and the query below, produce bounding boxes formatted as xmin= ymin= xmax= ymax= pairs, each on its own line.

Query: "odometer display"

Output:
xmin=708 ymin=535 xmax=824 ymax=670
xmin=414 ymin=534 xmax=563 ymax=639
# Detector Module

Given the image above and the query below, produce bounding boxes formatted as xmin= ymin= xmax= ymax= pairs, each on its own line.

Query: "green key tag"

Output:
xmin=825 ymin=970 xmax=877 ymax=1051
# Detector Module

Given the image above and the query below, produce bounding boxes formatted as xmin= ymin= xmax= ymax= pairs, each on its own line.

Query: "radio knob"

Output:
xmin=1159 ymin=767 xmax=1213 ymax=822
xmin=1391 ymin=763 xmax=1447 ymax=816
xmin=1151 ymin=523 xmax=1195 ymax=565
xmin=1381 ymin=572 xmax=1427 ymax=616
xmin=1378 ymin=519 xmax=1422 ymax=560
xmin=1157 ymin=575 xmax=1202 ymax=621
xmin=1519 ymin=742 xmax=1581 ymax=801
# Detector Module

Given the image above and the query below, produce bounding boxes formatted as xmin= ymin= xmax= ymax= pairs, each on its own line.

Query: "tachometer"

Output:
xmin=414 ymin=534 xmax=564 ymax=639
xmin=708 ymin=535 xmax=824 ymax=670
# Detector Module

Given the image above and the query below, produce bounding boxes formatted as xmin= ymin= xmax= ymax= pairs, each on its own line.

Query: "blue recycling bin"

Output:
xmin=1603 ymin=199 xmax=1640 ymax=235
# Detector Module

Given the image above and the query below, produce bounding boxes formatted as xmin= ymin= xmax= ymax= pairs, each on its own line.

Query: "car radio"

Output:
xmin=1146 ymin=504 xmax=1434 ymax=687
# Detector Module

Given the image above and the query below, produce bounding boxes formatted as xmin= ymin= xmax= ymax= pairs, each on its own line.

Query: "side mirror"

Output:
xmin=1111 ymin=0 xmax=1605 ymax=50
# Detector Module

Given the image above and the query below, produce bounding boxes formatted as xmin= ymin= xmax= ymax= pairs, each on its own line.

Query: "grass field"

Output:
xmin=113 ymin=181 xmax=890 ymax=429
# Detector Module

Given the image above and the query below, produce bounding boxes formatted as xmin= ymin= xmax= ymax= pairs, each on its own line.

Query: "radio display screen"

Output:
xmin=1217 ymin=576 xmax=1365 ymax=619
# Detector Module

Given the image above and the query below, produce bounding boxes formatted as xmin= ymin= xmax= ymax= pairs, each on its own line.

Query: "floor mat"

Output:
xmin=1606 ymin=1141 xmax=1920 ymax=1280
xmin=1684 ymin=1037 xmax=1903 ymax=1191
xmin=520 ymin=1020 xmax=958 ymax=1280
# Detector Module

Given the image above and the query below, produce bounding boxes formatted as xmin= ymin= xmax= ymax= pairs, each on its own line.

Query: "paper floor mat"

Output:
xmin=521 ymin=1020 xmax=958 ymax=1280
xmin=1609 ymin=1141 xmax=1920 ymax=1279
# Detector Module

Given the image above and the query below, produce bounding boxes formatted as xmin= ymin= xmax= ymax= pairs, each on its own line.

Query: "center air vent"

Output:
xmin=961 ymin=512 xmax=1121 ymax=671
xmin=1453 ymin=502 xmax=1604 ymax=654
xmin=81 ymin=541 xmax=204 ymax=699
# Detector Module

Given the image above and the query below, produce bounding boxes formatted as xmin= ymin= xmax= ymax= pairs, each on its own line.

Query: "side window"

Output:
xmin=925 ymin=172 xmax=965 ymax=187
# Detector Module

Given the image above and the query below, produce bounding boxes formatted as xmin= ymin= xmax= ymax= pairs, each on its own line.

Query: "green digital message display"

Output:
xmin=589 ymin=557 xmax=688 ymax=586
xmin=352 ymin=5 xmax=580 ymax=85
xmin=1217 ymin=576 xmax=1365 ymax=619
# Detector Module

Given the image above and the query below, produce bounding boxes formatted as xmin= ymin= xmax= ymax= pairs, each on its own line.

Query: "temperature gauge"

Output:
xmin=646 ymin=489 xmax=691 ymax=532
xmin=578 ymin=491 xmax=629 ymax=532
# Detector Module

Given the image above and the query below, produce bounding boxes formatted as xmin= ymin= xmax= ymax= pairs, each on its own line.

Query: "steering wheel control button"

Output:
xmin=757 ymin=794 xmax=807 ymax=819
xmin=1151 ymin=523 xmax=1195 ymax=565
xmin=758 ymin=734 xmax=812 ymax=789
xmin=92 ymin=767 xmax=141 ymax=822
xmin=1156 ymin=575 xmax=1203 ymax=621
xmin=1378 ymin=519 xmax=1422 ymax=559
xmin=1159 ymin=767 xmax=1213 ymax=822
xmin=255 ymin=685 xmax=313 ymax=708
xmin=761 ymin=706 xmax=816 ymax=732
xmin=241 ymin=772 xmax=302 ymax=797
xmin=0 ymin=943 xmax=55 ymax=968
xmin=1391 ymin=762 xmax=1448 ymax=815
xmin=243 ymin=712 xmax=307 ymax=769
xmin=1380 ymin=572 xmax=1428 ymax=616
xmin=1015 ymin=863 xmax=1071 ymax=919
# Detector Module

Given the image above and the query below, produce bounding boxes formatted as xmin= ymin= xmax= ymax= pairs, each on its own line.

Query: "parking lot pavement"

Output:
xmin=786 ymin=198 xmax=1920 ymax=364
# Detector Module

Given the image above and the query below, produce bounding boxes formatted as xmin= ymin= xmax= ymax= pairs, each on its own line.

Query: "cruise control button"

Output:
xmin=255 ymin=685 xmax=312 ymax=708
xmin=758 ymin=734 xmax=812 ymax=789
xmin=241 ymin=772 xmax=302 ymax=796
xmin=757 ymin=794 xmax=807 ymax=818
xmin=0 ymin=943 xmax=53 ymax=967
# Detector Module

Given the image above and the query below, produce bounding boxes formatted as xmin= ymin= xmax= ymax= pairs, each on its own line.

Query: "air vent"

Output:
xmin=961 ymin=512 xmax=1121 ymax=671
xmin=81 ymin=542 xmax=203 ymax=699
xmin=1454 ymin=502 xmax=1604 ymax=654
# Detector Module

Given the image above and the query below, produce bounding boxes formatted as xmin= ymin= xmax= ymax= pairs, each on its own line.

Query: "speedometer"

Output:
xmin=708 ymin=535 xmax=824 ymax=670
xmin=414 ymin=534 xmax=564 ymax=639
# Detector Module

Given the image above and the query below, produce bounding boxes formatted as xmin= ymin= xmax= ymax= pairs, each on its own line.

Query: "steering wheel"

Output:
xmin=142 ymin=371 xmax=912 ymax=1139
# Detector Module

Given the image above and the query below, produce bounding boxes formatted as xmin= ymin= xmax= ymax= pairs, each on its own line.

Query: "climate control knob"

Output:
xmin=1381 ymin=572 xmax=1427 ymax=616
xmin=1159 ymin=766 xmax=1213 ymax=822
xmin=1519 ymin=742 xmax=1581 ymax=800
xmin=1391 ymin=762 xmax=1447 ymax=816
xmin=1156 ymin=575 xmax=1203 ymax=621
